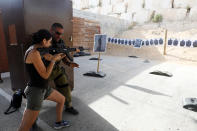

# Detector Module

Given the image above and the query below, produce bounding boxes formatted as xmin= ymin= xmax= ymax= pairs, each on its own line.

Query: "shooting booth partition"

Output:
xmin=0 ymin=9 xmax=9 ymax=78
xmin=0 ymin=0 xmax=74 ymax=90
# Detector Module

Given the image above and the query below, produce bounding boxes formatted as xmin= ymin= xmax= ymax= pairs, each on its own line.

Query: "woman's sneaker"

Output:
xmin=54 ymin=120 xmax=70 ymax=130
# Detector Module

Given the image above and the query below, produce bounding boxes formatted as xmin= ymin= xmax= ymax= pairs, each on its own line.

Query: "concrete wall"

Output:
xmin=73 ymin=9 xmax=130 ymax=36
xmin=72 ymin=0 xmax=197 ymax=63
xmin=72 ymin=0 xmax=197 ymax=24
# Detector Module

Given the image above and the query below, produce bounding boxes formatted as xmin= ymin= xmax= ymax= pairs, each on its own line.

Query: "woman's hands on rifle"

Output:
xmin=52 ymin=53 xmax=66 ymax=61
xmin=43 ymin=53 xmax=66 ymax=61
xmin=43 ymin=53 xmax=79 ymax=68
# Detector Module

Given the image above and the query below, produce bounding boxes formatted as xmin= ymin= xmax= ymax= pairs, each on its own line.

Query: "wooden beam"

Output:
xmin=163 ymin=29 xmax=168 ymax=55
xmin=0 ymin=9 xmax=9 ymax=72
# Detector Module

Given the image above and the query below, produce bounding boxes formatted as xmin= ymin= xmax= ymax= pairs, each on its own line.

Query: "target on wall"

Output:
xmin=145 ymin=40 xmax=149 ymax=46
xmin=132 ymin=40 xmax=135 ymax=45
xmin=193 ymin=40 xmax=197 ymax=47
xmin=159 ymin=38 xmax=163 ymax=45
xmin=180 ymin=40 xmax=185 ymax=47
xmin=108 ymin=37 xmax=111 ymax=43
xmin=150 ymin=39 xmax=154 ymax=45
xmin=134 ymin=39 xmax=142 ymax=48
xmin=141 ymin=40 xmax=145 ymax=46
xmin=121 ymin=39 xmax=124 ymax=44
xmin=168 ymin=39 xmax=173 ymax=45
xmin=114 ymin=39 xmax=117 ymax=44
xmin=154 ymin=39 xmax=159 ymax=45
xmin=173 ymin=39 xmax=179 ymax=46
xmin=186 ymin=40 xmax=192 ymax=47
xmin=107 ymin=36 xmax=197 ymax=49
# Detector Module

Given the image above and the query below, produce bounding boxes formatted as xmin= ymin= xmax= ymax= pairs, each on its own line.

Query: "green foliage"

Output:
xmin=128 ymin=22 xmax=137 ymax=30
xmin=152 ymin=14 xmax=163 ymax=23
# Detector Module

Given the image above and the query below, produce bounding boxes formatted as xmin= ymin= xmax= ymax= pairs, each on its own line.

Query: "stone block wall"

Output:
xmin=73 ymin=17 xmax=100 ymax=51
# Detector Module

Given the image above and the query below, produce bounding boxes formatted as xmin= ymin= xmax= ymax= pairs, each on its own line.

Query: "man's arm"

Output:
xmin=62 ymin=57 xmax=71 ymax=66
xmin=56 ymin=40 xmax=79 ymax=67
xmin=62 ymin=57 xmax=79 ymax=68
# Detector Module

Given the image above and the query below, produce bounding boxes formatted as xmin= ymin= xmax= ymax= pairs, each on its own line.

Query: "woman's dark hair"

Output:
xmin=32 ymin=29 xmax=52 ymax=44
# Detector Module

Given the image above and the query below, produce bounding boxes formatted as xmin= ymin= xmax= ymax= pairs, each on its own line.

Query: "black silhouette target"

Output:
xmin=193 ymin=40 xmax=197 ymax=47
xmin=114 ymin=39 xmax=117 ymax=44
xmin=118 ymin=39 xmax=121 ymax=44
xmin=108 ymin=37 xmax=111 ymax=43
xmin=186 ymin=40 xmax=192 ymax=47
xmin=154 ymin=39 xmax=158 ymax=45
xmin=146 ymin=40 xmax=149 ymax=46
xmin=150 ymin=39 xmax=154 ymax=45
xmin=180 ymin=40 xmax=185 ymax=47
xmin=168 ymin=39 xmax=173 ymax=45
xmin=173 ymin=39 xmax=178 ymax=46
xmin=159 ymin=38 xmax=163 ymax=45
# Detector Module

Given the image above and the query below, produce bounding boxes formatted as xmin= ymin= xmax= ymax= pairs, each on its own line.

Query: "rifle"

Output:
xmin=37 ymin=47 xmax=77 ymax=62
xmin=78 ymin=46 xmax=90 ymax=51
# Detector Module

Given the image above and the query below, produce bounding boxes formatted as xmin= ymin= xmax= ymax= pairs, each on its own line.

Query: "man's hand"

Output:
xmin=70 ymin=63 xmax=79 ymax=68
xmin=76 ymin=48 xmax=80 ymax=53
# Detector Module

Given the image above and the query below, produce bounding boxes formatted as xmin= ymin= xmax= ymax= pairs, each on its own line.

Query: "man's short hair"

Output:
xmin=51 ymin=23 xmax=63 ymax=30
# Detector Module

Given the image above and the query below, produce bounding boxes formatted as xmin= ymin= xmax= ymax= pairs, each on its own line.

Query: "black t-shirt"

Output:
xmin=25 ymin=46 xmax=48 ymax=88
xmin=51 ymin=38 xmax=66 ymax=50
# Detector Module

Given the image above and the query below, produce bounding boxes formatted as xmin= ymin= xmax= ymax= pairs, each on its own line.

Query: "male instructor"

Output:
xmin=49 ymin=23 xmax=79 ymax=115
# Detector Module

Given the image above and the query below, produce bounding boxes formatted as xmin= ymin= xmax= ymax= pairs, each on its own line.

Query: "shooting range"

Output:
xmin=1 ymin=0 xmax=197 ymax=131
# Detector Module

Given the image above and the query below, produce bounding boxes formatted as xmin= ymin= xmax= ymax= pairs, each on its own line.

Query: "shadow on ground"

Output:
xmin=39 ymin=97 xmax=118 ymax=131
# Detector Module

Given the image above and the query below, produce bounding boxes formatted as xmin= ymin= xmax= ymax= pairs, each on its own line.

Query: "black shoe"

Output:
xmin=30 ymin=121 xmax=38 ymax=131
xmin=65 ymin=107 xmax=79 ymax=115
